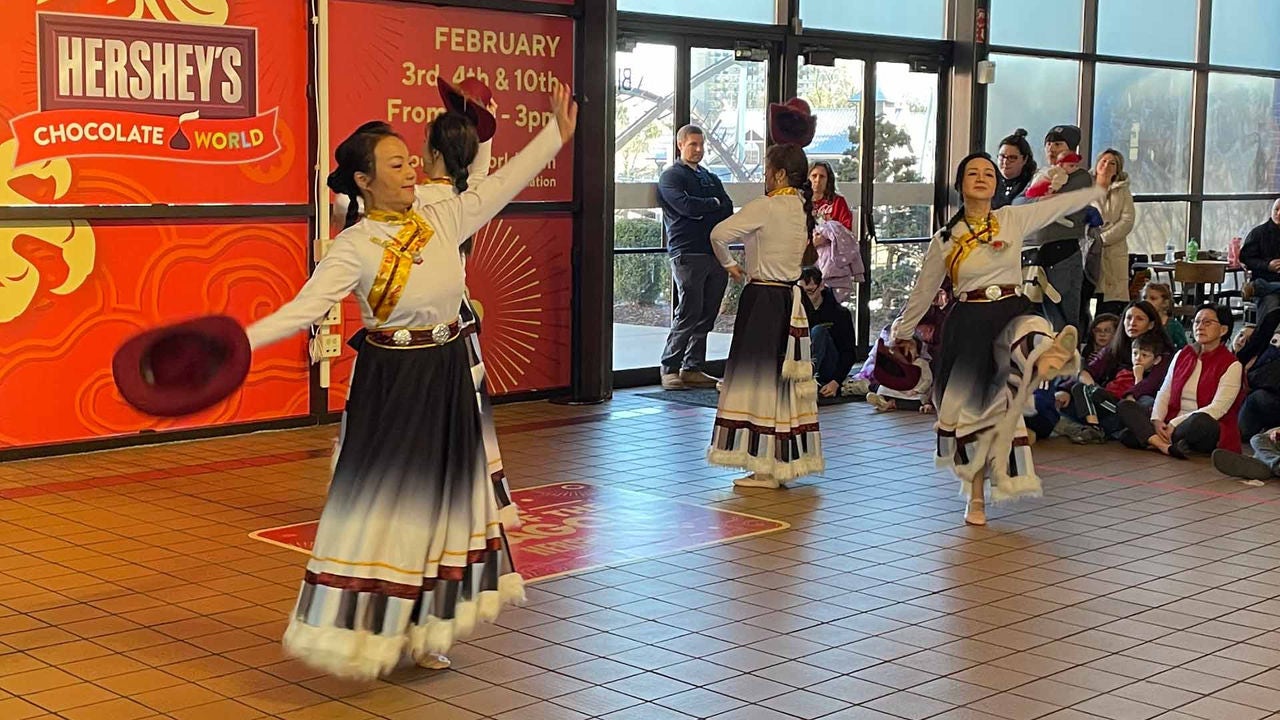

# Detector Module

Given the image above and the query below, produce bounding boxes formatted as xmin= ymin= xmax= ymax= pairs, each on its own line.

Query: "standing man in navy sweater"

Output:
xmin=658 ymin=124 xmax=734 ymax=390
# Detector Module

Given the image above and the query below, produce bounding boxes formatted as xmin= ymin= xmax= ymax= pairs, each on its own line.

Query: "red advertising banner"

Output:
xmin=251 ymin=482 xmax=789 ymax=582
xmin=327 ymin=214 xmax=573 ymax=409
xmin=0 ymin=220 xmax=312 ymax=449
xmin=328 ymin=0 xmax=575 ymax=202
xmin=0 ymin=1 xmax=309 ymax=206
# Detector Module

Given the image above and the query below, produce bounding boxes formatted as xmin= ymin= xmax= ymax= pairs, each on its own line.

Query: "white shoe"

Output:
xmin=415 ymin=653 xmax=451 ymax=670
xmin=733 ymin=473 xmax=779 ymax=489
xmin=866 ymin=393 xmax=893 ymax=412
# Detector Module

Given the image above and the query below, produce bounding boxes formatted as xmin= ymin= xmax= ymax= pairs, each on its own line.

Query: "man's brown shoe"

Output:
xmin=679 ymin=370 xmax=720 ymax=388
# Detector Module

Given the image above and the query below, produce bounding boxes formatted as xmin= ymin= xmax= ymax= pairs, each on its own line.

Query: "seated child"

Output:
xmin=1233 ymin=324 xmax=1255 ymax=354
xmin=867 ymin=322 xmax=933 ymax=414
xmin=1070 ymin=333 xmax=1166 ymax=435
xmin=1141 ymin=281 xmax=1187 ymax=348
xmin=1083 ymin=313 xmax=1120 ymax=365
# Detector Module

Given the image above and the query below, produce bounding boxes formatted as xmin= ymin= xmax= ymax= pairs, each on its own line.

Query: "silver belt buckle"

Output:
xmin=391 ymin=328 xmax=413 ymax=346
xmin=984 ymin=285 xmax=1003 ymax=301
xmin=430 ymin=323 xmax=452 ymax=345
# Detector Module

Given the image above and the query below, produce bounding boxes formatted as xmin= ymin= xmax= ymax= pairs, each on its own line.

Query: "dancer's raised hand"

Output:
xmin=551 ymin=82 xmax=578 ymax=144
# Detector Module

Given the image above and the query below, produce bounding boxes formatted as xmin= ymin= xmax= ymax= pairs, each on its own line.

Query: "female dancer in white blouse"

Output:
xmin=708 ymin=143 xmax=824 ymax=488
xmin=894 ymin=152 xmax=1104 ymax=525
xmin=246 ymin=85 xmax=577 ymax=680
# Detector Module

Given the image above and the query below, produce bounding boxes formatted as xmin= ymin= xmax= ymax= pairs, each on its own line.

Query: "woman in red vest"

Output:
xmin=1115 ymin=303 xmax=1243 ymax=458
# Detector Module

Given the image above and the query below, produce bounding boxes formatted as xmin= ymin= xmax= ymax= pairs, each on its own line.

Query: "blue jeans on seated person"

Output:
xmin=1026 ymin=388 xmax=1060 ymax=441
xmin=810 ymin=324 xmax=840 ymax=385
xmin=1255 ymin=278 xmax=1280 ymax=319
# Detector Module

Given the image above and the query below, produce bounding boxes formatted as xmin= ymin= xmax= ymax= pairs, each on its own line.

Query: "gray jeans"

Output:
xmin=1043 ymin=257 xmax=1083 ymax=332
xmin=1252 ymin=431 xmax=1280 ymax=475
xmin=661 ymin=253 xmax=728 ymax=374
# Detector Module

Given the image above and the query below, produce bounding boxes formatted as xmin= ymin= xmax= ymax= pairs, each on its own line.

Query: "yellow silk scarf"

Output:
xmin=364 ymin=208 xmax=436 ymax=324
xmin=944 ymin=213 xmax=1002 ymax=284
xmin=768 ymin=186 xmax=800 ymax=197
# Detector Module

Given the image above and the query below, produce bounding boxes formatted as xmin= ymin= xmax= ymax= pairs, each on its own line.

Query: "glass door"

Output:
xmin=797 ymin=52 xmax=945 ymax=353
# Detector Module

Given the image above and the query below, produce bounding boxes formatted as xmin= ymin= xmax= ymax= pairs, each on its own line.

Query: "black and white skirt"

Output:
xmin=933 ymin=297 xmax=1077 ymax=502
xmin=283 ymin=335 xmax=522 ymax=680
xmin=708 ymin=283 xmax=824 ymax=480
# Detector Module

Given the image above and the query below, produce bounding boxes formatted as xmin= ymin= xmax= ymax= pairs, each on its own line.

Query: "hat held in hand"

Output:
xmin=112 ymin=315 xmax=251 ymax=417
xmin=769 ymin=97 xmax=817 ymax=147
xmin=871 ymin=338 xmax=922 ymax=393
xmin=437 ymin=77 xmax=497 ymax=142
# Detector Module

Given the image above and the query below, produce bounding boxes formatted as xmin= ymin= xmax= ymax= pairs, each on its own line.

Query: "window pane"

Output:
xmin=618 ymin=0 xmax=773 ymax=24
xmin=984 ymin=55 xmax=1080 ymax=157
xmin=1129 ymin=202 xmax=1189 ymax=257
xmin=797 ymin=57 xmax=865 ymax=193
xmin=1097 ymin=0 xmax=1197 ymax=62
xmin=1092 ymin=65 xmax=1192 ymax=195
xmin=801 ymin=0 xmax=945 ymax=39
xmin=989 ymin=0 xmax=1082 ymax=52
xmin=1203 ymin=200 xmax=1275 ymax=254
xmin=1211 ymin=0 xmax=1280 ymax=70
xmin=615 ymin=43 xmax=676 ymax=183
xmin=691 ymin=48 xmax=769 ymax=184
xmin=613 ymin=209 xmax=670 ymax=371
xmin=1205 ymin=74 xmax=1280 ymax=194
xmin=870 ymin=241 xmax=926 ymax=335
xmin=872 ymin=62 xmax=938 ymax=242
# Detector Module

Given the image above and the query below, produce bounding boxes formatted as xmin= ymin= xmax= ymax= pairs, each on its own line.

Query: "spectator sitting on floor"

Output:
xmin=867 ymin=320 xmax=934 ymax=414
xmin=1141 ymin=281 xmax=1187 ymax=348
xmin=1116 ymin=303 xmax=1243 ymax=459
xmin=1214 ymin=426 xmax=1280 ymax=484
xmin=799 ymin=266 xmax=856 ymax=399
xmin=1054 ymin=301 xmax=1174 ymax=443
xmin=1233 ymin=324 xmax=1255 ymax=354
xmin=1083 ymin=312 xmax=1120 ymax=364
xmin=1236 ymin=308 xmax=1280 ymax=442
xmin=1069 ymin=332 xmax=1168 ymax=434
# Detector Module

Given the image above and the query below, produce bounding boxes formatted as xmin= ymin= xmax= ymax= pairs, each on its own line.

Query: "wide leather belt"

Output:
xmin=367 ymin=320 xmax=464 ymax=349
xmin=959 ymin=284 xmax=1023 ymax=303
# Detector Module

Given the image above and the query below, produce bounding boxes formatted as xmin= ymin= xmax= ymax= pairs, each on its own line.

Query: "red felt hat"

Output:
xmin=437 ymin=77 xmax=497 ymax=143
xmin=871 ymin=337 xmax=922 ymax=393
xmin=768 ymin=97 xmax=817 ymax=147
xmin=112 ymin=315 xmax=251 ymax=417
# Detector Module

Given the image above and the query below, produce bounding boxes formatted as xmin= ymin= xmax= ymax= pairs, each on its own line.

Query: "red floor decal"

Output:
xmin=250 ymin=482 xmax=789 ymax=581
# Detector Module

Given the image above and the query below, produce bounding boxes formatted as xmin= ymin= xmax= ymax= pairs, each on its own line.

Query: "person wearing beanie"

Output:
xmin=1014 ymin=124 xmax=1093 ymax=332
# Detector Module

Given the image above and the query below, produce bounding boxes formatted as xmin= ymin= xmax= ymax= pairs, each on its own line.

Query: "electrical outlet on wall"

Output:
xmin=319 ymin=334 xmax=343 ymax=358
xmin=320 ymin=304 xmax=342 ymax=326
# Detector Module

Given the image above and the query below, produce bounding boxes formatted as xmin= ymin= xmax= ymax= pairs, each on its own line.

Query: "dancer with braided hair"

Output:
xmin=894 ymin=152 xmax=1103 ymax=525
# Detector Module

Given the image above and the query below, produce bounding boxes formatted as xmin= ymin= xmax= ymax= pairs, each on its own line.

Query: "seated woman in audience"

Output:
xmin=1082 ymin=313 xmax=1120 ymax=364
xmin=1141 ymin=281 xmax=1187 ymax=348
xmin=1056 ymin=301 xmax=1174 ymax=443
xmin=1069 ymin=332 xmax=1169 ymax=432
xmin=1116 ymin=304 xmax=1243 ymax=458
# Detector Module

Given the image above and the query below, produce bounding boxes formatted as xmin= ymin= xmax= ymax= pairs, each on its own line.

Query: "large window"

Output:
xmin=613 ymin=43 xmax=677 ymax=371
xmin=1203 ymin=200 xmax=1274 ymax=253
xmin=690 ymin=48 xmax=769 ymax=185
xmin=800 ymin=0 xmax=945 ymax=39
xmin=1210 ymin=0 xmax=1280 ymax=71
xmin=984 ymin=55 xmax=1080 ymax=157
xmin=989 ymin=0 xmax=1083 ymax=52
xmin=1097 ymin=0 xmax=1197 ymax=62
xmin=1131 ymin=202 xmax=1190 ymax=257
xmin=1204 ymin=73 xmax=1280 ymax=195
xmin=1092 ymin=64 xmax=1193 ymax=195
xmin=617 ymin=0 xmax=774 ymax=24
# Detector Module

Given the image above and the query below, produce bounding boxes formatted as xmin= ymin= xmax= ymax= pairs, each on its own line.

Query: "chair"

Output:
xmin=1172 ymin=261 xmax=1227 ymax=319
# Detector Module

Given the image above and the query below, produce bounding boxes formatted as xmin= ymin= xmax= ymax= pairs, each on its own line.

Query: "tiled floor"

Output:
xmin=4 ymin=389 xmax=1280 ymax=719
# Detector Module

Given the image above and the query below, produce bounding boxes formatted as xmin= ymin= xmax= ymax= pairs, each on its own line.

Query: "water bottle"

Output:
xmin=1187 ymin=237 xmax=1199 ymax=262
xmin=1165 ymin=240 xmax=1176 ymax=263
